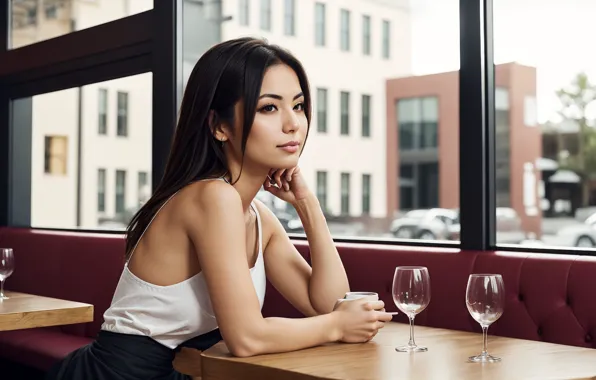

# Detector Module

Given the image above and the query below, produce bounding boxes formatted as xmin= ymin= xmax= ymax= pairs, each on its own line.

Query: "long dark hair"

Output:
xmin=125 ymin=37 xmax=312 ymax=260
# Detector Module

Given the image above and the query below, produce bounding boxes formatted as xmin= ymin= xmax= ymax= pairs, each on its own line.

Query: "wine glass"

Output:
xmin=0 ymin=248 xmax=14 ymax=300
xmin=466 ymin=274 xmax=505 ymax=363
xmin=392 ymin=266 xmax=431 ymax=352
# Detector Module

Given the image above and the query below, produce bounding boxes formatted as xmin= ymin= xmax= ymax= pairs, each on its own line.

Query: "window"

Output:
xmin=340 ymin=9 xmax=350 ymax=52
xmin=362 ymin=95 xmax=371 ymax=137
xmin=317 ymin=88 xmax=328 ymax=133
xmin=98 ymin=89 xmax=107 ymax=135
xmin=284 ymin=0 xmax=295 ymax=36
xmin=495 ymin=87 xmax=511 ymax=208
xmin=341 ymin=173 xmax=350 ymax=215
xmin=314 ymin=3 xmax=326 ymax=46
xmin=9 ymin=0 xmax=153 ymax=49
xmin=115 ymin=170 xmax=126 ymax=214
xmin=340 ymin=91 xmax=350 ymax=135
xmin=44 ymin=136 xmax=68 ymax=175
xmin=260 ymin=0 xmax=272 ymax=31
xmin=316 ymin=171 xmax=328 ymax=211
xmin=382 ymin=20 xmax=391 ymax=59
xmin=138 ymin=171 xmax=149 ymax=206
xmin=397 ymin=97 xmax=438 ymax=150
xmin=239 ymin=0 xmax=250 ymax=26
xmin=362 ymin=174 xmax=371 ymax=214
xmin=117 ymin=91 xmax=128 ymax=137
xmin=398 ymin=163 xmax=439 ymax=210
xmin=26 ymin=74 xmax=152 ymax=230
xmin=362 ymin=15 xmax=371 ymax=55
xmin=98 ymin=169 xmax=106 ymax=213
xmin=45 ymin=5 xmax=57 ymax=19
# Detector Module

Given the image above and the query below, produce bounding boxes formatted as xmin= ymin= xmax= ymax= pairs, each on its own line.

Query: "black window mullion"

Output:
xmin=459 ymin=0 xmax=496 ymax=250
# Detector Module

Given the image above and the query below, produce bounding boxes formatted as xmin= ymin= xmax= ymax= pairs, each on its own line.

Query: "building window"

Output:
xmin=45 ymin=5 xmax=57 ymax=19
xmin=382 ymin=20 xmax=391 ymax=59
xmin=314 ymin=3 xmax=326 ymax=46
xmin=239 ymin=0 xmax=249 ymax=26
xmin=115 ymin=170 xmax=126 ymax=214
xmin=340 ymin=9 xmax=350 ymax=51
xmin=316 ymin=171 xmax=327 ymax=211
xmin=362 ymin=15 xmax=371 ymax=55
xmin=362 ymin=174 xmax=371 ymax=214
xmin=495 ymin=87 xmax=511 ymax=207
xmin=260 ymin=0 xmax=271 ymax=31
xmin=340 ymin=91 xmax=350 ymax=135
xmin=399 ymin=163 xmax=439 ymax=210
xmin=397 ymin=97 xmax=438 ymax=150
xmin=317 ymin=88 xmax=328 ymax=133
xmin=43 ymin=136 xmax=68 ymax=175
xmin=98 ymin=169 xmax=106 ymax=212
xmin=138 ymin=171 xmax=149 ymax=205
xmin=399 ymin=164 xmax=414 ymax=210
xmin=117 ymin=91 xmax=128 ymax=137
xmin=98 ymin=88 xmax=107 ymax=135
xmin=284 ymin=0 xmax=295 ymax=36
xmin=362 ymin=94 xmax=371 ymax=137
xmin=341 ymin=173 xmax=350 ymax=215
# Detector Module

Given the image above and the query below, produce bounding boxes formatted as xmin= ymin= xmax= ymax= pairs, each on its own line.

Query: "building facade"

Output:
xmin=19 ymin=0 xmax=412 ymax=230
xmin=386 ymin=62 xmax=542 ymax=236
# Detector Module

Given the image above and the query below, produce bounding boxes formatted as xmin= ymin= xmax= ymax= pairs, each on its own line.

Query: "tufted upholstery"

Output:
xmin=1 ymin=227 xmax=596 ymax=373
xmin=264 ymin=241 xmax=596 ymax=350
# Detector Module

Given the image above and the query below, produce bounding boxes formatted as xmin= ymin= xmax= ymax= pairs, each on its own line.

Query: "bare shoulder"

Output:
xmin=175 ymin=179 xmax=242 ymax=223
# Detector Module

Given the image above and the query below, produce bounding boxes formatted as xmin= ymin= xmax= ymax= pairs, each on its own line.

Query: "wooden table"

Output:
xmin=201 ymin=322 xmax=596 ymax=380
xmin=0 ymin=291 xmax=93 ymax=331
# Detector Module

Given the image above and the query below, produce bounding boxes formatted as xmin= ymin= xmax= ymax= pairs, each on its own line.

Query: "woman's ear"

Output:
xmin=209 ymin=110 xmax=228 ymax=143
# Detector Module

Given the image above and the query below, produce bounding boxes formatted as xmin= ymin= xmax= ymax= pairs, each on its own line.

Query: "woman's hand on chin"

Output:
xmin=263 ymin=166 xmax=313 ymax=205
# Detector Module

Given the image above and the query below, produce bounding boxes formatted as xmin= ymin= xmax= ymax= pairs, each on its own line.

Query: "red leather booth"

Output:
xmin=1 ymin=227 xmax=595 ymax=373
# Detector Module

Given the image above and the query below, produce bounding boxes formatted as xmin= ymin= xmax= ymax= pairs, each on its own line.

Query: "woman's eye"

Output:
xmin=294 ymin=102 xmax=305 ymax=111
xmin=260 ymin=104 xmax=277 ymax=112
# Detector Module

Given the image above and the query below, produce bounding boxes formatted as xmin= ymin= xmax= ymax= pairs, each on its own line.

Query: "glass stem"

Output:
xmin=0 ymin=279 xmax=4 ymax=298
xmin=482 ymin=325 xmax=488 ymax=356
xmin=408 ymin=315 xmax=416 ymax=347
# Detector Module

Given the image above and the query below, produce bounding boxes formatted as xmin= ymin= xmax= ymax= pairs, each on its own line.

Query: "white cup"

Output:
xmin=343 ymin=291 xmax=379 ymax=302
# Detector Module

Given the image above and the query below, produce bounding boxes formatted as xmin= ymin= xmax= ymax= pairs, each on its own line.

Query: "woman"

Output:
xmin=47 ymin=37 xmax=392 ymax=380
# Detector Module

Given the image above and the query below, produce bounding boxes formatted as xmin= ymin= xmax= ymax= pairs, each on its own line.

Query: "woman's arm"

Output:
xmin=293 ymin=193 xmax=350 ymax=313
xmin=185 ymin=181 xmax=389 ymax=357
xmin=257 ymin=195 xmax=349 ymax=317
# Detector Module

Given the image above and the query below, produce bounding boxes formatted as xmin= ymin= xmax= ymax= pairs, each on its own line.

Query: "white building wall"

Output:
xmin=30 ymin=0 xmax=411 ymax=228
xmin=31 ymin=0 xmax=153 ymax=229
xmin=221 ymin=0 xmax=412 ymax=217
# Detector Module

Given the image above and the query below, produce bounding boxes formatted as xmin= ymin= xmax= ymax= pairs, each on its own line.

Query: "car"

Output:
xmin=389 ymin=208 xmax=459 ymax=241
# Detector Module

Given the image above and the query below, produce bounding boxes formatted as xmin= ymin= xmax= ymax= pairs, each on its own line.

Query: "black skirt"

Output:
xmin=45 ymin=328 xmax=222 ymax=380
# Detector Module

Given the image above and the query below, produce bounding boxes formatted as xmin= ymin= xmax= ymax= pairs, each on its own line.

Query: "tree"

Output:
xmin=555 ymin=72 xmax=596 ymax=206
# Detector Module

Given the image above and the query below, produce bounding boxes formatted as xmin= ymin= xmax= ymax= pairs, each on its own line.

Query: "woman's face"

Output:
xmin=225 ymin=63 xmax=308 ymax=173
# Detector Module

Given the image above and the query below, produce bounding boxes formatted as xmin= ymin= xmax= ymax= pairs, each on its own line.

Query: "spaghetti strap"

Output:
xmin=126 ymin=177 xmax=226 ymax=264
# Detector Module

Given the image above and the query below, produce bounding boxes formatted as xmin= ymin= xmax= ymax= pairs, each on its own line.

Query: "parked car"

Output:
xmin=389 ymin=207 xmax=526 ymax=243
xmin=389 ymin=208 xmax=459 ymax=241
xmin=553 ymin=212 xmax=596 ymax=247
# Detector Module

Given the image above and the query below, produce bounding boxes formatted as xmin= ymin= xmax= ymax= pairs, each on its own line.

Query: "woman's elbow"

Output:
xmin=226 ymin=336 xmax=261 ymax=357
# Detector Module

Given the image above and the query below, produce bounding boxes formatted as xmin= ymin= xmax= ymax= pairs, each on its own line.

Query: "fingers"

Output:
xmin=365 ymin=300 xmax=385 ymax=311
xmin=376 ymin=311 xmax=394 ymax=322
xmin=272 ymin=169 xmax=285 ymax=189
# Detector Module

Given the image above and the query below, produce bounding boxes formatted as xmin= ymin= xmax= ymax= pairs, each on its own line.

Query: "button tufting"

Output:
xmin=537 ymin=327 xmax=543 ymax=336
xmin=567 ymin=297 xmax=572 ymax=306
xmin=518 ymin=294 xmax=524 ymax=302
xmin=586 ymin=334 xmax=592 ymax=343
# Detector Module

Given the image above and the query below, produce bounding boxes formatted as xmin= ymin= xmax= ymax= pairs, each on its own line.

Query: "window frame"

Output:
xmin=314 ymin=2 xmax=326 ymax=47
xmin=1 ymin=0 xmax=591 ymax=256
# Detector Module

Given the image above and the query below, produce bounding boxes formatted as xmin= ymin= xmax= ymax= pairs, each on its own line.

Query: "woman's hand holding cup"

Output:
xmin=331 ymin=292 xmax=395 ymax=343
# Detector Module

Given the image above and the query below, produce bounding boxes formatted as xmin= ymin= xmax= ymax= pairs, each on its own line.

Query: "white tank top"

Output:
xmin=101 ymin=180 xmax=267 ymax=349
